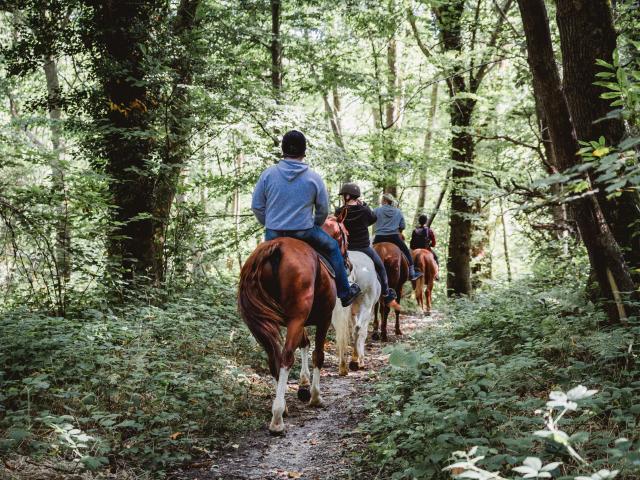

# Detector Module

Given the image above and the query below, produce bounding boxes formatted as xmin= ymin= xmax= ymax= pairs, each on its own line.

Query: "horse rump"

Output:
xmin=238 ymin=241 xmax=284 ymax=379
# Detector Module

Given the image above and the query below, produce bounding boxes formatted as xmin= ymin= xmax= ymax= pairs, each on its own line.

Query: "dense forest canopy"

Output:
xmin=1 ymin=0 xmax=639 ymax=478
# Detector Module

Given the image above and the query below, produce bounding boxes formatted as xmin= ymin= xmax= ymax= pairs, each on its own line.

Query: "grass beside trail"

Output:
xmin=0 ymin=282 xmax=270 ymax=477
xmin=358 ymin=273 xmax=640 ymax=480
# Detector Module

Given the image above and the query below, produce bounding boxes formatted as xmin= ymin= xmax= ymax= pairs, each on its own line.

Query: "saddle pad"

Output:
xmin=318 ymin=255 xmax=336 ymax=278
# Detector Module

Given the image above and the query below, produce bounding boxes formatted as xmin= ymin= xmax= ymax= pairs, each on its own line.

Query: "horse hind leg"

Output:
xmin=310 ymin=321 xmax=330 ymax=408
xmin=371 ymin=302 xmax=381 ymax=341
xmin=298 ymin=329 xmax=311 ymax=402
xmin=349 ymin=303 xmax=361 ymax=371
xmin=395 ymin=306 xmax=402 ymax=336
xmin=381 ymin=304 xmax=389 ymax=342
xmin=269 ymin=319 xmax=304 ymax=435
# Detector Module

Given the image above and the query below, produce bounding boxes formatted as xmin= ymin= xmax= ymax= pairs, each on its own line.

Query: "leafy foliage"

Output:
xmin=358 ymin=273 xmax=640 ymax=479
xmin=0 ymin=283 xmax=270 ymax=473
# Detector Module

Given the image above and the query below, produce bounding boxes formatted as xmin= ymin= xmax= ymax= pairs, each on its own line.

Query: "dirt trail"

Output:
xmin=175 ymin=313 xmax=440 ymax=480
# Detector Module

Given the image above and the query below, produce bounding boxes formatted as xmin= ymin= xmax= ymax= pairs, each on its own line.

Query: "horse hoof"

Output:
xmin=371 ymin=332 xmax=380 ymax=341
xmin=309 ymin=398 xmax=325 ymax=408
xmin=297 ymin=386 xmax=311 ymax=402
xmin=269 ymin=425 xmax=286 ymax=436
xmin=349 ymin=360 xmax=360 ymax=371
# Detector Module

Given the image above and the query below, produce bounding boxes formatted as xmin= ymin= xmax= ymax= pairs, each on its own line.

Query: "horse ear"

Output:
xmin=336 ymin=207 xmax=347 ymax=223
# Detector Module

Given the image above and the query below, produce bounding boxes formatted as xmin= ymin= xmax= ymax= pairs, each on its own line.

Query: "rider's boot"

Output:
xmin=340 ymin=283 xmax=362 ymax=307
xmin=409 ymin=265 xmax=423 ymax=281
xmin=383 ymin=288 xmax=401 ymax=312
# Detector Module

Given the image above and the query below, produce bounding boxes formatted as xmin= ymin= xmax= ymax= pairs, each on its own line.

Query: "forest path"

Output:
xmin=175 ymin=312 xmax=441 ymax=480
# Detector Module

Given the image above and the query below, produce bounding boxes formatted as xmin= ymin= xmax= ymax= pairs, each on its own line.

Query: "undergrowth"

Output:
xmin=358 ymin=275 xmax=640 ymax=479
xmin=0 ymin=282 xmax=270 ymax=477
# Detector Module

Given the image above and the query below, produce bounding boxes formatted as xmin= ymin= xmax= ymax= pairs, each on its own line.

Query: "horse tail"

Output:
xmin=332 ymin=302 xmax=351 ymax=367
xmin=415 ymin=251 xmax=425 ymax=297
xmin=238 ymin=241 xmax=284 ymax=379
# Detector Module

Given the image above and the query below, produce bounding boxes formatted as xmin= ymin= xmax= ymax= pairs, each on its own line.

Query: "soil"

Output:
xmin=174 ymin=312 xmax=440 ymax=480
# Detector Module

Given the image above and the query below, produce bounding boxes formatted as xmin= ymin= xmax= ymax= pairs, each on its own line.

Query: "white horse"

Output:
xmin=332 ymin=250 xmax=381 ymax=375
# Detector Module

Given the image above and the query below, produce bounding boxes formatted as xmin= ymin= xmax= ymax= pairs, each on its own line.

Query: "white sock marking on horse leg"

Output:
xmin=299 ymin=347 xmax=310 ymax=386
xmin=269 ymin=367 xmax=289 ymax=433
xmin=309 ymin=367 xmax=323 ymax=407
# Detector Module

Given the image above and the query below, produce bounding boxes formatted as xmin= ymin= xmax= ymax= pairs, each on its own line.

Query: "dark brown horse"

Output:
xmin=411 ymin=248 xmax=438 ymax=315
xmin=372 ymin=242 xmax=408 ymax=342
xmin=238 ymin=211 xmax=349 ymax=435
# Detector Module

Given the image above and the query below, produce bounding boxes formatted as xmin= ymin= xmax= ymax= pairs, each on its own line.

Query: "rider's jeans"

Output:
xmin=265 ymin=226 xmax=350 ymax=299
xmin=349 ymin=246 xmax=390 ymax=294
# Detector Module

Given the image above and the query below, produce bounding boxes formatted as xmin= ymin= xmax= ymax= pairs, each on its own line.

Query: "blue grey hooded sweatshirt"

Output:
xmin=251 ymin=159 xmax=329 ymax=231
xmin=373 ymin=204 xmax=406 ymax=235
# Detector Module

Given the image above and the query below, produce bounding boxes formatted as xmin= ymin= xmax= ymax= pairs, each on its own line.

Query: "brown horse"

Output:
xmin=372 ymin=242 xmax=408 ymax=342
xmin=411 ymin=248 xmax=438 ymax=315
xmin=238 ymin=211 xmax=349 ymax=435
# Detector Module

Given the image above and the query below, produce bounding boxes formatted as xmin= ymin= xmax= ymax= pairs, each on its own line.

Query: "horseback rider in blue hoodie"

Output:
xmin=373 ymin=193 xmax=423 ymax=281
xmin=251 ymin=130 xmax=361 ymax=307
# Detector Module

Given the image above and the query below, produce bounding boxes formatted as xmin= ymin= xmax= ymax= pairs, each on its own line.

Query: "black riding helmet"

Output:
xmin=339 ymin=182 xmax=361 ymax=199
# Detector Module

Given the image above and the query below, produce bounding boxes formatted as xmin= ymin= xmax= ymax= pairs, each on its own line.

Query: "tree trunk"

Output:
xmin=500 ymin=197 xmax=512 ymax=282
xmin=556 ymin=0 xmax=640 ymax=272
xmin=270 ymin=0 xmax=282 ymax=95
xmin=446 ymin=101 xmax=476 ymax=296
xmin=432 ymin=0 xmax=478 ymax=296
xmin=89 ymin=0 xmax=200 ymax=285
xmin=43 ymin=56 xmax=70 ymax=304
xmin=414 ymin=83 xmax=438 ymax=225
xmin=427 ymin=169 xmax=450 ymax=228
xmin=518 ymin=0 xmax=638 ymax=323
xmin=471 ymin=199 xmax=493 ymax=289
xmin=533 ymin=93 xmax=572 ymax=241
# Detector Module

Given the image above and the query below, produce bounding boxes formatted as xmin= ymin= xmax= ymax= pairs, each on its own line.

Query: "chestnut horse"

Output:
xmin=411 ymin=248 xmax=438 ymax=315
xmin=372 ymin=242 xmax=408 ymax=342
xmin=238 ymin=212 xmax=349 ymax=435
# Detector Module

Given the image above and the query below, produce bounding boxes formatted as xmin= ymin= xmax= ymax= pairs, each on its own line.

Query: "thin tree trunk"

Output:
xmin=43 ymin=56 xmax=70 ymax=304
xmin=234 ymin=144 xmax=244 ymax=270
xmin=556 ymin=0 xmax=640 ymax=272
xmin=270 ymin=0 xmax=282 ymax=95
xmin=427 ymin=169 xmax=450 ymax=228
xmin=414 ymin=83 xmax=439 ymax=225
xmin=517 ymin=0 xmax=638 ymax=323
xmin=499 ymin=197 xmax=512 ymax=282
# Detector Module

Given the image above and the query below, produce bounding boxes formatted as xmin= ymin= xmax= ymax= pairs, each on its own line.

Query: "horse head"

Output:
xmin=322 ymin=211 xmax=351 ymax=270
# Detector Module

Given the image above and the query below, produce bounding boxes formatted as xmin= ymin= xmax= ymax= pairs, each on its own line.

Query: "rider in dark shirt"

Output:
xmin=335 ymin=183 xmax=400 ymax=309
xmin=410 ymin=214 xmax=439 ymax=278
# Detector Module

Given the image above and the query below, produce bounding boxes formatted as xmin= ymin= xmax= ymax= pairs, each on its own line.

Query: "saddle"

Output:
xmin=318 ymin=254 xmax=335 ymax=278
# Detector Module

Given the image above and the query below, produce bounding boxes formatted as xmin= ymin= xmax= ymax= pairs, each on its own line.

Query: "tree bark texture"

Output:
xmin=87 ymin=0 xmax=200 ymax=285
xmin=518 ymin=0 xmax=638 ymax=323
xmin=270 ymin=0 xmax=282 ymax=94
xmin=434 ymin=0 xmax=476 ymax=296
xmin=555 ymin=0 xmax=640 ymax=272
